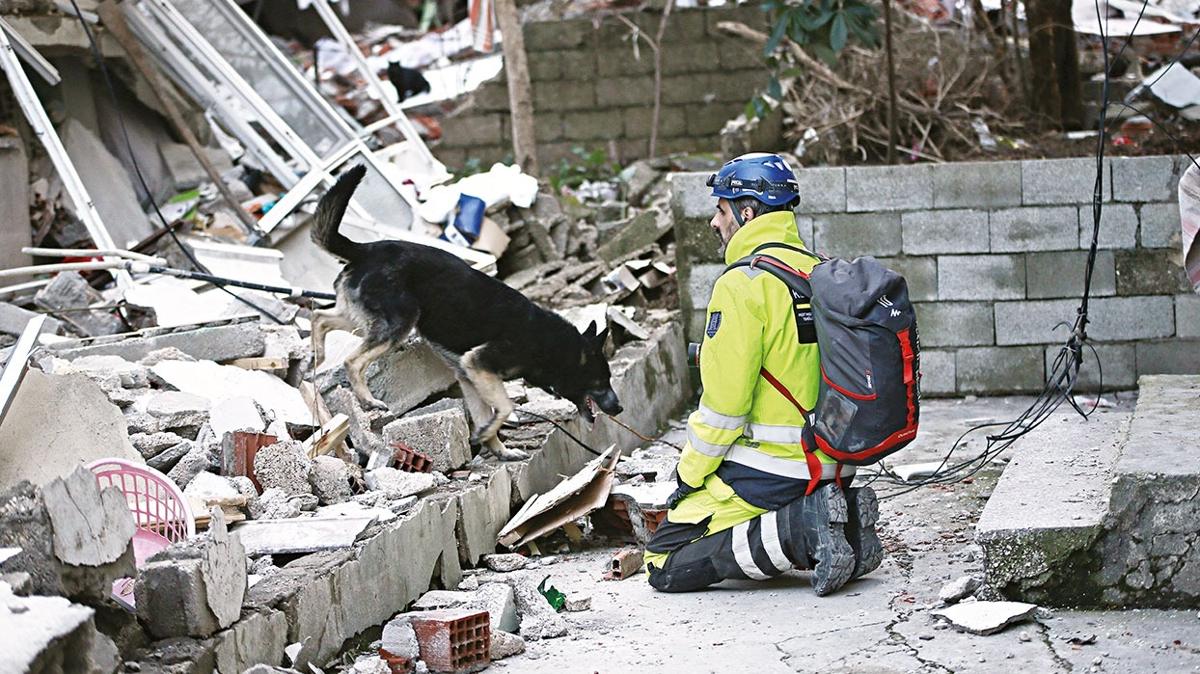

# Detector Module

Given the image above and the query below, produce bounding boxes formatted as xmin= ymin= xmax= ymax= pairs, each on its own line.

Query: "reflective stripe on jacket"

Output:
xmin=677 ymin=210 xmax=849 ymax=507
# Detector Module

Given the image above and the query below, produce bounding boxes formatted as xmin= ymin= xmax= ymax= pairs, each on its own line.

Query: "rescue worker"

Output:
xmin=645 ymin=152 xmax=882 ymax=595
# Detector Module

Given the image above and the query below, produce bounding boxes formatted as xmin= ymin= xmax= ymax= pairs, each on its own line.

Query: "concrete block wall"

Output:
xmin=671 ymin=155 xmax=1198 ymax=396
xmin=435 ymin=5 xmax=770 ymax=169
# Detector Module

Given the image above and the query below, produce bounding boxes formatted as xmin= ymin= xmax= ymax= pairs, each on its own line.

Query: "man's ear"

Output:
xmin=740 ymin=206 xmax=756 ymax=223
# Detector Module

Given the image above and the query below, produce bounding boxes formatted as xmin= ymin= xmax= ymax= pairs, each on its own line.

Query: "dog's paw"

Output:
xmin=363 ymin=397 xmax=390 ymax=411
xmin=494 ymin=447 xmax=529 ymax=461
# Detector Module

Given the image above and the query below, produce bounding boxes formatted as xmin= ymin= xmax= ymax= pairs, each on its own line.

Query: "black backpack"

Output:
xmin=727 ymin=244 xmax=921 ymax=491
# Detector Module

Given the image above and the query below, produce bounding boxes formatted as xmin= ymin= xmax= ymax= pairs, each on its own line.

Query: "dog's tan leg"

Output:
xmin=311 ymin=307 xmax=354 ymax=368
xmin=462 ymin=347 xmax=527 ymax=461
xmin=345 ymin=340 xmax=393 ymax=410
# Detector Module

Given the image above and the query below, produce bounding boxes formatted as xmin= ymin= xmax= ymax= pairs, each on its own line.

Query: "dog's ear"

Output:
xmin=582 ymin=321 xmax=598 ymax=339
xmin=595 ymin=328 xmax=609 ymax=347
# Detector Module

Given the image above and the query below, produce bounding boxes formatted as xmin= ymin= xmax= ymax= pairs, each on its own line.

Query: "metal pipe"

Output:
xmin=22 ymin=247 xmax=166 ymax=263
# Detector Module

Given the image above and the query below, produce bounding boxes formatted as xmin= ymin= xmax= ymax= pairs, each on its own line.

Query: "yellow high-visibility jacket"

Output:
xmin=679 ymin=210 xmax=849 ymax=506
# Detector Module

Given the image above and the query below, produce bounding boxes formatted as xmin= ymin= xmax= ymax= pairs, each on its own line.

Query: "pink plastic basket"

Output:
xmin=88 ymin=459 xmax=195 ymax=610
xmin=87 ymin=459 xmax=195 ymax=564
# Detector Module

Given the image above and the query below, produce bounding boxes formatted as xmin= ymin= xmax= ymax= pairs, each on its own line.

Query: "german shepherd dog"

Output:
xmin=309 ymin=166 xmax=623 ymax=461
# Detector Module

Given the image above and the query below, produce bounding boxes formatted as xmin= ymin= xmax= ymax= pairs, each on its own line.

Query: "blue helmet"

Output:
xmin=706 ymin=152 xmax=799 ymax=207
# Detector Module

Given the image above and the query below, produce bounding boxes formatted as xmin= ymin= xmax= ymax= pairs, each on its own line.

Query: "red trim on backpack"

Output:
xmin=812 ymin=328 xmax=919 ymax=463
xmin=759 ymin=367 xmax=809 ymax=416
xmin=820 ymin=366 xmax=878 ymax=401
xmin=803 ymin=449 xmax=824 ymax=496
xmin=752 ymin=256 xmax=810 ymax=279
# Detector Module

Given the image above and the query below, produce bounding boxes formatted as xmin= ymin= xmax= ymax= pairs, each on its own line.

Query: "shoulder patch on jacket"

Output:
xmin=705 ymin=311 xmax=722 ymax=338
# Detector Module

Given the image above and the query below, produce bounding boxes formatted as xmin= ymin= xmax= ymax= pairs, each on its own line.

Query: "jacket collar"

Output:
xmin=723 ymin=210 xmax=807 ymax=266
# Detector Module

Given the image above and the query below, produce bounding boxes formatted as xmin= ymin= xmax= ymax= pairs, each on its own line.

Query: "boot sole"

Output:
xmin=808 ymin=485 xmax=856 ymax=597
xmin=848 ymin=487 xmax=883 ymax=580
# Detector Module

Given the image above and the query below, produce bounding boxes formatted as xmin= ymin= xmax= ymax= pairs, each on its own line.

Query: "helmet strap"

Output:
xmin=731 ymin=204 xmax=748 ymax=228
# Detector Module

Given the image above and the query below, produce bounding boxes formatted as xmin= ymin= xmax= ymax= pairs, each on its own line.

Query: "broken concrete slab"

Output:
xmin=310 ymin=455 xmax=352 ymax=505
xmin=61 ymin=117 xmax=153 ymax=248
xmin=317 ymin=335 xmax=456 ymax=416
xmin=382 ymin=398 xmax=472 ymax=473
xmin=454 ymin=465 xmax=512 ymax=566
xmin=939 ymin=576 xmax=982 ymax=604
xmin=931 ymin=600 xmax=1038 ymax=635
xmin=209 ymin=396 xmax=266 ymax=437
xmin=42 ymin=466 xmax=135 ymax=568
xmin=365 ymin=468 xmax=439 ymax=499
xmin=490 ymin=629 xmax=526 ymax=660
xmin=509 ymin=575 xmax=568 ymax=640
xmin=152 ymin=360 xmax=314 ymax=427
xmin=483 ymin=553 xmax=529 ymax=573
xmin=146 ymin=439 xmax=193 ymax=473
xmin=976 ymin=408 xmax=1129 ymax=605
xmin=0 ymin=301 xmax=61 ymax=337
xmin=248 ymin=488 xmax=301 ymax=520
xmin=411 ymin=582 xmax=519 ymax=634
xmin=0 ymin=581 xmax=120 ymax=674
xmin=380 ymin=614 xmax=419 ymax=660
xmin=34 ymin=271 xmax=125 ymax=337
xmin=146 ymin=390 xmax=211 ymax=428
xmin=324 ymin=385 xmax=391 ymax=462
xmin=253 ymin=441 xmax=314 ymax=497
xmin=0 ymin=370 xmax=141 ymax=490
xmin=168 ymin=438 xmax=219 ymax=490
xmin=48 ymin=318 xmax=266 ymax=364
xmin=135 ymin=510 xmax=247 ymax=639
xmin=234 ymin=515 xmax=375 ymax=556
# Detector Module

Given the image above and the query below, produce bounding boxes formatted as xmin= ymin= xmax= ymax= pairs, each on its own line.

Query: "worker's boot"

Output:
xmin=777 ymin=483 xmax=856 ymax=596
xmin=843 ymin=486 xmax=883 ymax=580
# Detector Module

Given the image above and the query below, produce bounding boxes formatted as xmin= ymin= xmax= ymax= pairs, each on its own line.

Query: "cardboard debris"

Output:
xmin=497 ymin=445 xmax=620 ymax=549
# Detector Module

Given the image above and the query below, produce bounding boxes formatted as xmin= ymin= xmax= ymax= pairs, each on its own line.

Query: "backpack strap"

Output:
xmin=726 ymin=253 xmax=815 ymax=301
xmin=748 ymin=242 xmax=826 ymax=262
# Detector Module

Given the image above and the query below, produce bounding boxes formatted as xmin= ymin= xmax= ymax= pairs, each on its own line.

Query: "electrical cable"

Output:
xmin=65 ymin=0 xmax=287 ymax=325
xmin=512 ymin=409 xmax=607 ymax=457
xmin=864 ymin=0 xmax=1167 ymax=499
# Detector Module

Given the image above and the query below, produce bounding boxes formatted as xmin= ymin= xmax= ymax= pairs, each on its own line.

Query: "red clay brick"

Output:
xmin=410 ymin=609 xmax=491 ymax=673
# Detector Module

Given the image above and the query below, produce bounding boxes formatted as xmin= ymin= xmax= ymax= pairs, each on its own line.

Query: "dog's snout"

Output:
xmin=595 ymin=390 xmax=622 ymax=415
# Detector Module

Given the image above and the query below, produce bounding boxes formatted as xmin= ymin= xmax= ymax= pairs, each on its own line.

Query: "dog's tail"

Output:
xmin=311 ymin=164 xmax=366 ymax=261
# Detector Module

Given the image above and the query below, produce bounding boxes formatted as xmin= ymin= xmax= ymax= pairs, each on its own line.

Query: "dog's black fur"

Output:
xmin=310 ymin=165 xmax=622 ymax=460
xmin=386 ymin=63 xmax=431 ymax=103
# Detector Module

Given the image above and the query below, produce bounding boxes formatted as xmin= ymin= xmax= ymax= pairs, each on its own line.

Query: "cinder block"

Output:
xmin=1022 ymin=157 xmax=1105 ymax=205
xmin=989 ymin=206 xmax=1079 ymax=252
xmin=877 ymin=257 xmax=937 ymax=302
xmin=794 ymin=167 xmax=846 ymax=214
xmin=440 ymin=115 xmax=503 ymax=149
xmin=684 ymin=104 xmax=731 ymax=136
xmin=562 ymin=111 xmax=623 ymax=141
xmin=1043 ymin=342 xmax=1136 ymax=390
xmin=919 ymin=349 xmax=956 ymax=396
xmin=527 ymin=55 xmax=560 ymax=81
xmin=812 ymin=213 xmax=901 ymax=258
xmin=662 ymin=9 xmax=708 ymax=43
xmin=1111 ymin=155 xmax=1180 ymax=203
xmin=956 ymin=346 xmax=1045 ymax=394
xmin=1026 ymin=250 xmax=1116 ymax=299
xmin=1177 ymin=294 xmax=1200 ymax=338
xmin=901 ymin=209 xmax=989 ymax=255
xmin=719 ymin=42 xmax=765 ymax=70
xmin=594 ymin=76 xmax=654 ymax=107
xmin=1079 ymin=203 xmax=1136 ymax=249
xmin=523 ymin=20 xmax=587 ymax=51
xmin=558 ymin=50 xmax=597 ymax=81
xmin=914 ymin=302 xmax=994 ymax=347
xmin=794 ymin=215 xmax=815 ymax=250
xmin=662 ymin=43 xmax=712 ymax=75
xmin=845 ymin=164 xmax=933 ymax=212
xmin=597 ymin=48 xmax=656 ymax=77
xmin=535 ymin=113 xmax=564 ymax=143
xmin=669 ymin=173 xmax=714 ymax=220
xmin=667 ymin=73 xmax=714 ymax=104
xmin=1115 ymin=250 xmax=1191 ymax=296
xmin=931 ymin=160 xmax=1021 ymax=209
xmin=623 ymin=106 xmax=686 ymax=139
xmin=937 ymin=255 xmax=1025 ymax=301
xmin=534 ymin=80 xmax=596 ymax=111
xmin=1136 ymin=339 xmax=1200 ymax=375
xmin=994 ymin=296 xmax=1174 ymax=345
xmin=472 ymin=84 xmax=510 ymax=112
xmin=684 ymin=263 xmax=724 ymax=313
xmin=1139 ymin=202 xmax=1182 ymax=248
xmin=702 ymin=71 xmax=765 ymax=103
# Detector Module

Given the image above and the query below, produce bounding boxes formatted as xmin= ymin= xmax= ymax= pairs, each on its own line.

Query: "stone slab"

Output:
xmin=977 ymin=408 xmax=1129 ymax=604
xmin=48 ymin=319 xmax=266 ymax=363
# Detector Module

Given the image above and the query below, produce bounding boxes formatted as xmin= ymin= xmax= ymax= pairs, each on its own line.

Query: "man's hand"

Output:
xmin=666 ymin=470 xmax=700 ymax=509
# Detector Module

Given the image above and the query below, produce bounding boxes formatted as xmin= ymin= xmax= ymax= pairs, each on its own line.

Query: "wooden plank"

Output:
xmin=303 ymin=413 xmax=350 ymax=459
xmin=227 ymin=356 xmax=289 ymax=371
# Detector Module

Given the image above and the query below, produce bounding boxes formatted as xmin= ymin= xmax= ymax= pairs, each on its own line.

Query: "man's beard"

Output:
xmin=712 ymin=226 xmax=727 ymax=256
